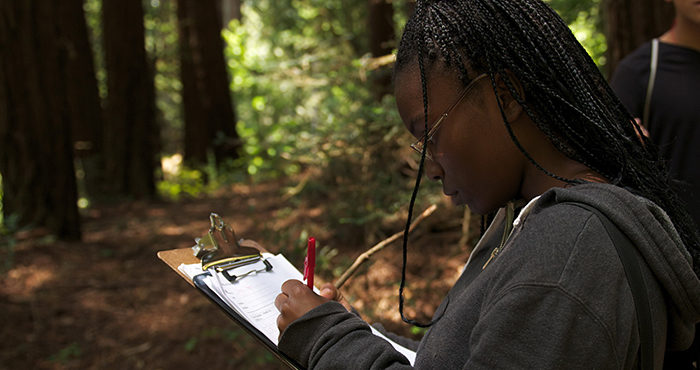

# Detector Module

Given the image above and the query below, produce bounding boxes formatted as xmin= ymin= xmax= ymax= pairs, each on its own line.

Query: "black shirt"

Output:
xmin=611 ymin=41 xmax=700 ymax=230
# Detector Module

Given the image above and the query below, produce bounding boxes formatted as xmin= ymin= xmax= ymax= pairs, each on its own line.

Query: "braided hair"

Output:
xmin=394 ymin=0 xmax=700 ymax=326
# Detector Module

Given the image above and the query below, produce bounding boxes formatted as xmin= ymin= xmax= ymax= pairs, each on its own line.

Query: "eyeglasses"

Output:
xmin=410 ymin=73 xmax=488 ymax=160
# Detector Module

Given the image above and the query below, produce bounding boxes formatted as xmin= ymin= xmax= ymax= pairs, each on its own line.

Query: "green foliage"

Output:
xmin=183 ymin=337 xmax=198 ymax=352
xmin=144 ymin=0 xmax=183 ymax=155
xmin=83 ymin=0 xmax=106 ymax=100
xmin=318 ymin=244 xmax=340 ymax=275
xmin=410 ymin=326 xmax=428 ymax=336
xmin=0 ymin=233 xmax=17 ymax=274
xmin=83 ymin=0 xmax=606 ymax=247
xmin=0 ymin=174 xmax=18 ymax=274
xmin=0 ymin=173 xmax=3 ymax=228
xmin=222 ymin=2 xmax=441 ymax=244
xmin=156 ymin=153 xmax=247 ymax=200
xmin=157 ymin=165 xmax=208 ymax=200
xmin=245 ymin=0 xmax=369 ymax=56
xmin=218 ymin=0 xmax=606 ymax=247
xmin=48 ymin=342 xmax=83 ymax=364
xmin=545 ymin=0 xmax=607 ymax=70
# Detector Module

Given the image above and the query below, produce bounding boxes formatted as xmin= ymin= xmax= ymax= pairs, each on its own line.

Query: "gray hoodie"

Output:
xmin=279 ymin=183 xmax=700 ymax=369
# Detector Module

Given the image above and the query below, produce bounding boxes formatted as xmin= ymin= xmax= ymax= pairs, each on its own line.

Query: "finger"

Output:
xmin=274 ymin=292 xmax=288 ymax=311
xmin=318 ymin=283 xmax=352 ymax=312
xmin=319 ymin=283 xmax=337 ymax=299
xmin=277 ymin=312 xmax=291 ymax=338
xmin=280 ymin=279 xmax=306 ymax=295
xmin=275 ymin=292 xmax=292 ymax=337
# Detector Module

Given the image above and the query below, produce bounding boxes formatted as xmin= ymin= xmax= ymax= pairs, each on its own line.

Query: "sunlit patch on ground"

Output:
xmin=2 ymin=261 xmax=57 ymax=298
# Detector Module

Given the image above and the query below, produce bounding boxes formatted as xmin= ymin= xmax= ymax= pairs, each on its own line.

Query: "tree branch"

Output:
xmin=334 ymin=204 xmax=438 ymax=289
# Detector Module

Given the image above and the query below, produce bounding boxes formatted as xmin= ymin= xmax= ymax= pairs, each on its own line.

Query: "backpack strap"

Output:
xmin=565 ymin=202 xmax=654 ymax=370
xmin=642 ymin=38 xmax=659 ymax=128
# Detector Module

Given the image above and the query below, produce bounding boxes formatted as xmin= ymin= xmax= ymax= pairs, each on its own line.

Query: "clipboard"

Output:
xmin=157 ymin=214 xmax=305 ymax=370
xmin=158 ymin=214 xmax=417 ymax=368
xmin=158 ymin=247 xmax=304 ymax=370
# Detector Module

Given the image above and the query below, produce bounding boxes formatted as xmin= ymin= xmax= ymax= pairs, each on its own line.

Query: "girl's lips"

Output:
xmin=445 ymin=191 xmax=461 ymax=205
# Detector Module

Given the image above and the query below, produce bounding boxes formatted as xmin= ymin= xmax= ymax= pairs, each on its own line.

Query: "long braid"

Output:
xmin=397 ymin=0 xmax=448 ymax=328
xmin=395 ymin=0 xmax=700 ymax=318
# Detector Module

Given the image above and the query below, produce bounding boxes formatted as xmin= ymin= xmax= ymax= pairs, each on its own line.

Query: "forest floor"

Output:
xmin=0 ymin=177 xmax=477 ymax=369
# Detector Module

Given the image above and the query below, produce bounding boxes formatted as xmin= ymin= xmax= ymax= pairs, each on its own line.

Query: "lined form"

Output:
xmin=177 ymin=254 xmax=416 ymax=364
xmin=209 ymin=255 xmax=305 ymax=344
xmin=180 ymin=255 xmax=306 ymax=345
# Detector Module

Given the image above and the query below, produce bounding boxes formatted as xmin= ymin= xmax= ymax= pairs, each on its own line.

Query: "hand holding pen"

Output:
xmin=276 ymin=237 xmax=353 ymax=337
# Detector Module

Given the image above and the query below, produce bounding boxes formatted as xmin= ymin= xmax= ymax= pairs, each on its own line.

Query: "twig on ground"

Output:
xmin=334 ymin=204 xmax=438 ymax=289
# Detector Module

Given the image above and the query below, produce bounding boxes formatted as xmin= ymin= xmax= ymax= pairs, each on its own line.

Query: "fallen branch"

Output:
xmin=334 ymin=204 xmax=438 ymax=289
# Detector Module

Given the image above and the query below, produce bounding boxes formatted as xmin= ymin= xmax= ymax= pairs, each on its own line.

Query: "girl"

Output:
xmin=274 ymin=0 xmax=700 ymax=368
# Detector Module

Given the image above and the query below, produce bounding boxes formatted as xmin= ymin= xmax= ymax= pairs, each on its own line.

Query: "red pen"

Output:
xmin=303 ymin=237 xmax=316 ymax=289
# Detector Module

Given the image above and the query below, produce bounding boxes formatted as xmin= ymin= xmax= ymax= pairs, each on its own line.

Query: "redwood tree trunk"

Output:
xmin=58 ymin=0 xmax=103 ymax=155
xmin=102 ymin=0 xmax=159 ymax=198
xmin=178 ymin=0 xmax=240 ymax=166
xmin=0 ymin=1 xmax=81 ymax=239
xmin=604 ymin=0 xmax=675 ymax=76
xmin=219 ymin=0 xmax=242 ymax=27
xmin=57 ymin=0 xmax=104 ymax=198
xmin=368 ymin=0 xmax=395 ymax=99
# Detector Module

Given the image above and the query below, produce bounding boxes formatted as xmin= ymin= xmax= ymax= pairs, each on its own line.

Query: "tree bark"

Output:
xmin=102 ymin=0 xmax=159 ymax=198
xmin=57 ymin=0 xmax=104 ymax=198
xmin=368 ymin=0 xmax=395 ymax=99
xmin=178 ymin=0 xmax=240 ymax=166
xmin=603 ymin=0 xmax=675 ymax=76
xmin=219 ymin=0 xmax=242 ymax=27
xmin=0 ymin=1 xmax=81 ymax=239
xmin=57 ymin=0 xmax=103 ymax=155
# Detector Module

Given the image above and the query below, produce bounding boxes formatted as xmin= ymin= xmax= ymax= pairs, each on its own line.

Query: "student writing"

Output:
xmin=273 ymin=0 xmax=700 ymax=368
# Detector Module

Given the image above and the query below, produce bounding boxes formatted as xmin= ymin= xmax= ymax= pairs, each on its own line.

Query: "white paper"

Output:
xmin=178 ymin=255 xmax=417 ymax=364
xmin=370 ymin=326 xmax=417 ymax=365
xmin=179 ymin=255 xmax=300 ymax=345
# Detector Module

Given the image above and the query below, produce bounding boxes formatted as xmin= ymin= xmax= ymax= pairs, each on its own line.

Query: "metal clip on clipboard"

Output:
xmin=192 ymin=213 xmax=272 ymax=283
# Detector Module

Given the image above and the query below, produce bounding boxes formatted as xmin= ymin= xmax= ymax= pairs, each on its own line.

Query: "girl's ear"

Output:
xmin=494 ymin=71 xmax=525 ymax=123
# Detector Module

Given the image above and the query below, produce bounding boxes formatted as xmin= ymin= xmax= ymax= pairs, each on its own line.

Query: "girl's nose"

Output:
xmin=424 ymin=157 xmax=444 ymax=181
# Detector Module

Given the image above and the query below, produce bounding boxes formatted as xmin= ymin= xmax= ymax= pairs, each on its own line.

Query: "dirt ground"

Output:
xmin=0 ymin=179 xmax=475 ymax=369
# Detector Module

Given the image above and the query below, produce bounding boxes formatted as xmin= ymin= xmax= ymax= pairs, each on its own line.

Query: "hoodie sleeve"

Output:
xmin=278 ymin=301 xmax=414 ymax=369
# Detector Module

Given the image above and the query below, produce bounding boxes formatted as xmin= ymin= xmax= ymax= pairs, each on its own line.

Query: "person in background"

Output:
xmin=611 ymin=1 xmax=700 ymax=366
xmin=275 ymin=0 xmax=700 ymax=368
xmin=610 ymin=0 xmax=700 ymax=230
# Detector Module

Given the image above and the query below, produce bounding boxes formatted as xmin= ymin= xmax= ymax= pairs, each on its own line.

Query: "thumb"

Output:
xmin=319 ymin=283 xmax=352 ymax=313
xmin=319 ymin=283 xmax=337 ymax=300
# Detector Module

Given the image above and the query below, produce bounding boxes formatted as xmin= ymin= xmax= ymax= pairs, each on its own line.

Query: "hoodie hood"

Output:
xmin=541 ymin=183 xmax=700 ymax=350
